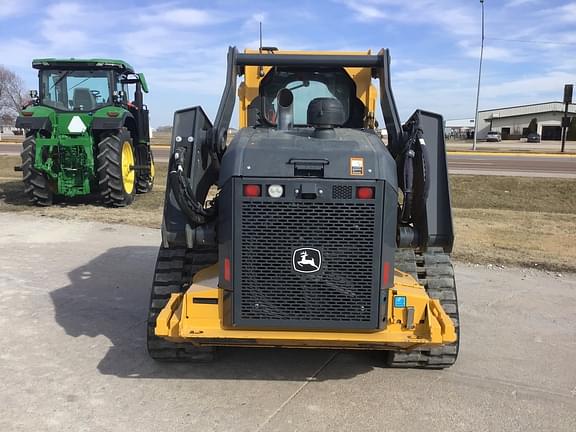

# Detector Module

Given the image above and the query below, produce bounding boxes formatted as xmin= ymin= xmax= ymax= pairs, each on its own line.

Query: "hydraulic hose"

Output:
xmin=418 ymin=130 xmax=431 ymax=201
xmin=401 ymin=148 xmax=415 ymax=223
xmin=400 ymin=124 xmax=430 ymax=224
xmin=168 ymin=147 xmax=217 ymax=227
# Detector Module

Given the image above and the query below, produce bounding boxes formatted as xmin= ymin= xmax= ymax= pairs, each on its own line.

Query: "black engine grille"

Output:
xmin=237 ymin=199 xmax=380 ymax=329
xmin=332 ymin=185 xmax=353 ymax=199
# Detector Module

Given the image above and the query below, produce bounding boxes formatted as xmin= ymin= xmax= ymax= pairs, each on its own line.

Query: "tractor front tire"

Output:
xmin=21 ymin=135 xmax=53 ymax=206
xmin=96 ymin=129 xmax=136 ymax=207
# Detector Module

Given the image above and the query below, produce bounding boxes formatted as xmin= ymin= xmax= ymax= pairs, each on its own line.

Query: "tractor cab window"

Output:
xmin=259 ymin=69 xmax=353 ymax=126
xmin=39 ymin=69 xmax=112 ymax=112
xmin=113 ymin=74 xmax=129 ymax=104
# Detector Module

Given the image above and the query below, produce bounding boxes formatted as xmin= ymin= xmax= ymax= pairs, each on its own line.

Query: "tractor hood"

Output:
xmin=15 ymin=106 xmax=56 ymax=132
xmin=16 ymin=105 xmax=131 ymax=135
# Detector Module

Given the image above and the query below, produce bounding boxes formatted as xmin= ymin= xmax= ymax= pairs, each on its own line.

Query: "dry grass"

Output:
xmin=450 ymin=175 xmax=576 ymax=214
xmin=453 ymin=208 xmax=576 ymax=272
xmin=150 ymin=131 xmax=171 ymax=146
xmin=0 ymin=156 xmax=165 ymax=228
xmin=449 ymin=175 xmax=576 ymax=271
xmin=1 ymin=155 xmax=575 ymax=271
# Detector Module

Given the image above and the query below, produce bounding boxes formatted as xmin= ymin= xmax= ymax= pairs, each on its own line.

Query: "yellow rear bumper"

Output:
xmin=155 ymin=265 xmax=457 ymax=350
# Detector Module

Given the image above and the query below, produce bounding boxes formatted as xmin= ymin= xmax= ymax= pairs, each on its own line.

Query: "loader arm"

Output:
xmin=162 ymin=106 xmax=219 ymax=248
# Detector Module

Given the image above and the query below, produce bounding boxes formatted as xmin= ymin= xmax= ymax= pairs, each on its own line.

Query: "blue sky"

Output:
xmin=1 ymin=0 xmax=576 ymax=127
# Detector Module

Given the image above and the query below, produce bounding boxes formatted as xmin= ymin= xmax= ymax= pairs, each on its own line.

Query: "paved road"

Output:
xmin=448 ymin=153 xmax=576 ymax=178
xmin=1 ymin=141 xmax=575 ymax=177
xmin=1 ymin=214 xmax=575 ymax=431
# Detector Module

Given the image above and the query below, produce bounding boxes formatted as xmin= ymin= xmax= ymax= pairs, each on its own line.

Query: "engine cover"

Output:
xmin=218 ymin=127 xmax=398 ymax=331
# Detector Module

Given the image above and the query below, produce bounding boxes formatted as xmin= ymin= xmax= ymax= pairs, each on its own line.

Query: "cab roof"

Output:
xmin=32 ymin=58 xmax=135 ymax=73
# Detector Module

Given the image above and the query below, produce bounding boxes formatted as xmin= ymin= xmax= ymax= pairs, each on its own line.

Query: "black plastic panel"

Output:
xmin=231 ymin=178 xmax=384 ymax=330
xmin=408 ymin=110 xmax=454 ymax=252
xmin=161 ymin=106 xmax=217 ymax=247
xmin=332 ymin=185 xmax=353 ymax=199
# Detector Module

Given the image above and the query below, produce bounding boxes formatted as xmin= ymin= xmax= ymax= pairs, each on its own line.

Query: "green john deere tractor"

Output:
xmin=15 ymin=58 xmax=154 ymax=206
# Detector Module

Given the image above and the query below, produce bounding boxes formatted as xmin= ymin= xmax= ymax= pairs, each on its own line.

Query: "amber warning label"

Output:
xmin=350 ymin=157 xmax=364 ymax=176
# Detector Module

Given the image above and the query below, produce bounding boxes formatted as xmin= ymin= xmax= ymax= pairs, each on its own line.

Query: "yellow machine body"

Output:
xmin=238 ymin=49 xmax=378 ymax=129
xmin=155 ymin=265 xmax=457 ymax=350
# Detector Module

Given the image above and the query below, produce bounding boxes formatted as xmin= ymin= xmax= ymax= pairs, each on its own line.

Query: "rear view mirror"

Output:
xmin=138 ymin=73 xmax=149 ymax=93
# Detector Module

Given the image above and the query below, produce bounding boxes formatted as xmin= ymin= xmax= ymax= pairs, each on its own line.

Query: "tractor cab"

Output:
xmin=31 ymin=59 xmax=150 ymax=142
xmin=33 ymin=59 xmax=147 ymax=109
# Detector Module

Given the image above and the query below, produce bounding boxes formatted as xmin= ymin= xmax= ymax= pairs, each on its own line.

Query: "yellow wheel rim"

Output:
xmin=150 ymin=158 xmax=155 ymax=182
xmin=121 ymin=141 xmax=135 ymax=194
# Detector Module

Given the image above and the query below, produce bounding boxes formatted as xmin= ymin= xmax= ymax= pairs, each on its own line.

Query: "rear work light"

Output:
xmin=243 ymin=184 xmax=261 ymax=197
xmin=22 ymin=112 xmax=33 ymax=117
xmin=267 ymin=184 xmax=284 ymax=198
xmin=107 ymin=111 xmax=119 ymax=117
xmin=356 ymin=186 xmax=375 ymax=199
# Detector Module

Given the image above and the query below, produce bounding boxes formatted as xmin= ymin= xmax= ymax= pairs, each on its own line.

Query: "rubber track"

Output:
xmin=386 ymin=247 xmax=460 ymax=369
xmin=147 ymin=246 xmax=218 ymax=361
xmin=21 ymin=135 xmax=52 ymax=206
xmin=96 ymin=130 xmax=133 ymax=207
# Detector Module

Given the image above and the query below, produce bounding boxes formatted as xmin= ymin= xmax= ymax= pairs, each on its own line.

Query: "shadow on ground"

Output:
xmin=0 ymin=179 xmax=107 ymax=207
xmin=50 ymin=245 xmax=381 ymax=381
xmin=0 ymin=180 xmax=30 ymax=206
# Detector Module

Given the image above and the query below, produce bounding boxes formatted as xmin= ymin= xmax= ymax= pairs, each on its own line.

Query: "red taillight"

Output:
xmin=356 ymin=186 xmax=374 ymax=199
xmin=243 ymin=184 xmax=261 ymax=197
xmin=107 ymin=111 xmax=119 ymax=117
xmin=382 ymin=261 xmax=391 ymax=287
xmin=224 ymin=258 xmax=231 ymax=282
xmin=22 ymin=111 xmax=33 ymax=117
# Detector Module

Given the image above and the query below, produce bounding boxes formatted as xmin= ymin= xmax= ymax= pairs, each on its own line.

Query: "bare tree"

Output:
xmin=0 ymin=65 xmax=28 ymax=125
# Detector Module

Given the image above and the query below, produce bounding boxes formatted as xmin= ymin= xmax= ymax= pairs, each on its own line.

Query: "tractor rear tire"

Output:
xmin=386 ymin=247 xmax=460 ymax=369
xmin=136 ymin=149 xmax=154 ymax=194
xmin=147 ymin=246 xmax=218 ymax=362
xmin=21 ymin=135 xmax=53 ymax=206
xmin=96 ymin=128 xmax=136 ymax=207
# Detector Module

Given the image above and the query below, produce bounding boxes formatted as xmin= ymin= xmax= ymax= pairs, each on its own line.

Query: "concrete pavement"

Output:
xmin=0 ymin=214 xmax=575 ymax=431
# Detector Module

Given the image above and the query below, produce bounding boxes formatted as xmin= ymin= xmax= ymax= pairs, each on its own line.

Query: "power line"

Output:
xmin=486 ymin=37 xmax=575 ymax=46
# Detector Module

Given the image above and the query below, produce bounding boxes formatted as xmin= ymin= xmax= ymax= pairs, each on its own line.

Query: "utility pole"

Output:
xmin=561 ymin=84 xmax=572 ymax=153
xmin=473 ymin=0 xmax=485 ymax=151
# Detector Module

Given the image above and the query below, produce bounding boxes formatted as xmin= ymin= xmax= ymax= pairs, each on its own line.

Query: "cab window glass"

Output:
xmin=40 ymin=69 xmax=112 ymax=111
xmin=260 ymin=70 xmax=352 ymax=126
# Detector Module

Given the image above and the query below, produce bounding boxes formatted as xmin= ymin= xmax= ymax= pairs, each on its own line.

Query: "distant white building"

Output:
xmin=477 ymin=102 xmax=576 ymax=140
xmin=445 ymin=118 xmax=475 ymax=129
xmin=445 ymin=118 xmax=475 ymax=139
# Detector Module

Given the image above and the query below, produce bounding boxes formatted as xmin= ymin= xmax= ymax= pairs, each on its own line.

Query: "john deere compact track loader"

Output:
xmin=148 ymin=47 xmax=459 ymax=368
xmin=16 ymin=59 xmax=154 ymax=206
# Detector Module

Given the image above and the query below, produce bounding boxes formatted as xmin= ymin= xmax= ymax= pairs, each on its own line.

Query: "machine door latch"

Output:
xmin=298 ymin=182 xmax=319 ymax=199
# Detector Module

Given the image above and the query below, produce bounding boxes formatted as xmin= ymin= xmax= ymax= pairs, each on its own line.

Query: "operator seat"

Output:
xmin=73 ymin=88 xmax=96 ymax=111
xmin=343 ymin=97 xmax=366 ymax=128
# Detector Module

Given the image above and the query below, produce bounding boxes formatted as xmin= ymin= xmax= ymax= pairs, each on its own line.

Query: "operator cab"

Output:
xmin=251 ymin=68 xmax=362 ymax=129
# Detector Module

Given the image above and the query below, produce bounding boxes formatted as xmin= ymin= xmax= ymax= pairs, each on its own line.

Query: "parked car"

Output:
xmin=526 ymin=132 xmax=541 ymax=143
xmin=486 ymin=131 xmax=502 ymax=142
